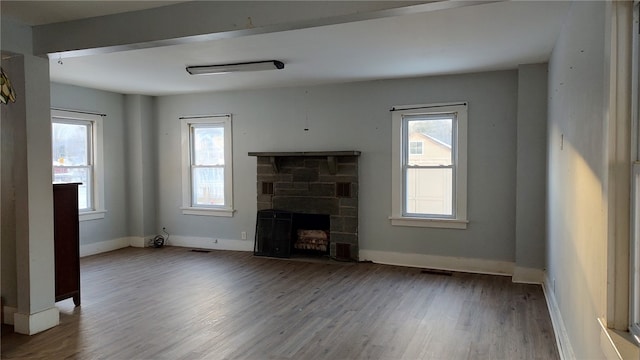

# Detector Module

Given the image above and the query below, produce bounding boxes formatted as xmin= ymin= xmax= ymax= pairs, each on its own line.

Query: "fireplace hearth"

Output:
xmin=249 ymin=151 xmax=360 ymax=261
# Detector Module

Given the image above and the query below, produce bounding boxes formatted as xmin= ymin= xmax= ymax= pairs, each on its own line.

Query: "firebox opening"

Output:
xmin=291 ymin=213 xmax=330 ymax=257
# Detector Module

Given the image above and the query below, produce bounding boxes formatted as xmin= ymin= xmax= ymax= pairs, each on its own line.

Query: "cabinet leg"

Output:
xmin=73 ymin=294 xmax=80 ymax=307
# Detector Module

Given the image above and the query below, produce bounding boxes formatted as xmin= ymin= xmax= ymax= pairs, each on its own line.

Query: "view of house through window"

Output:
xmin=404 ymin=115 xmax=455 ymax=217
xmin=52 ymin=120 xmax=93 ymax=211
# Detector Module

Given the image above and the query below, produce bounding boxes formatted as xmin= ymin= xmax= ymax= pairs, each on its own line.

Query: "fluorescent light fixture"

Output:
xmin=186 ymin=60 xmax=285 ymax=75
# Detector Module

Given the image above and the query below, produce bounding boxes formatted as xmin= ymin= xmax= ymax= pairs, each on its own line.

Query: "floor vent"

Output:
xmin=334 ymin=243 xmax=351 ymax=261
xmin=190 ymin=249 xmax=211 ymax=253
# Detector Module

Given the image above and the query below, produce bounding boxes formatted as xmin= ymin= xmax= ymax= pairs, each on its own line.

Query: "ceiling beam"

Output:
xmin=33 ymin=0 xmax=500 ymax=59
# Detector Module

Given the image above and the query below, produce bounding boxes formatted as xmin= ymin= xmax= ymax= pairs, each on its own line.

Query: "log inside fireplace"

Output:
xmin=295 ymin=229 xmax=328 ymax=252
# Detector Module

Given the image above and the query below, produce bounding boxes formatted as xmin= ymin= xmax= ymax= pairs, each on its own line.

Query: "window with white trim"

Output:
xmin=181 ymin=115 xmax=234 ymax=217
xmin=390 ymin=103 xmax=468 ymax=229
xmin=51 ymin=109 xmax=105 ymax=221
xmin=630 ymin=0 xmax=640 ymax=341
xmin=632 ymin=166 xmax=640 ymax=339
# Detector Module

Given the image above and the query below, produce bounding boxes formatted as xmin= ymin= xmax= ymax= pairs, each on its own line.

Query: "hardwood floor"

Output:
xmin=1 ymin=247 xmax=559 ymax=359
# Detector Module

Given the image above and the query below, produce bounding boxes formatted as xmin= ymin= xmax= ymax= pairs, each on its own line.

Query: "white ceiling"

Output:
xmin=7 ymin=1 xmax=571 ymax=96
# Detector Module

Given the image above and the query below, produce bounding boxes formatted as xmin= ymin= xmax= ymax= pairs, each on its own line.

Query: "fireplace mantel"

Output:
xmin=248 ymin=151 xmax=361 ymax=157
xmin=248 ymin=151 xmax=361 ymax=174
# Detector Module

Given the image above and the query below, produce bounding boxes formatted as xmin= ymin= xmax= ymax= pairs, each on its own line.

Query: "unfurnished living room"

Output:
xmin=1 ymin=1 xmax=640 ymax=359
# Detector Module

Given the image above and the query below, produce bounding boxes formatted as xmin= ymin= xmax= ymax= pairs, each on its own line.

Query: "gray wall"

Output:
xmin=156 ymin=70 xmax=519 ymax=261
xmin=124 ymin=94 xmax=157 ymax=239
xmin=515 ymin=63 xmax=548 ymax=270
xmin=1 ymin=54 xmax=25 ymax=308
xmin=2 ymin=14 xmax=58 ymax=331
xmin=140 ymin=97 xmax=158 ymax=237
xmin=0 ymin=15 xmax=33 ymax=311
xmin=50 ymin=83 xmax=129 ymax=245
xmin=546 ymin=2 xmax=607 ymax=358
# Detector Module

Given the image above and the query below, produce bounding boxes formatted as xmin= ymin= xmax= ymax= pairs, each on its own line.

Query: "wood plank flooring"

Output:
xmin=1 ymin=247 xmax=559 ymax=359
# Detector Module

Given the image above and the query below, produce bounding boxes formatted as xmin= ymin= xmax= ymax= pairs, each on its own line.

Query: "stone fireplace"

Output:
xmin=248 ymin=151 xmax=360 ymax=261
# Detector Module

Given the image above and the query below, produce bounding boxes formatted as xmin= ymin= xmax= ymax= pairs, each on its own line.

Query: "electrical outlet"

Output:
xmin=241 ymin=231 xmax=247 ymax=240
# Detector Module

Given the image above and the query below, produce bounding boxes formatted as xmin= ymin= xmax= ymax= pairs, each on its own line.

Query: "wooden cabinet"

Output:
xmin=53 ymin=183 xmax=80 ymax=306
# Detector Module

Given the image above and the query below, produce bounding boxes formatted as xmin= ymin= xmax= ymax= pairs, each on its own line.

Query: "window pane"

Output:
xmin=52 ymin=122 xmax=89 ymax=166
xmin=53 ymin=166 xmax=75 ymax=184
xmin=192 ymin=167 xmax=225 ymax=206
xmin=77 ymin=169 xmax=91 ymax=210
xmin=405 ymin=167 xmax=453 ymax=216
xmin=53 ymin=166 xmax=91 ymax=210
xmin=407 ymin=118 xmax=452 ymax=166
xmin=193 ymin=126 xmax=224 ymax=166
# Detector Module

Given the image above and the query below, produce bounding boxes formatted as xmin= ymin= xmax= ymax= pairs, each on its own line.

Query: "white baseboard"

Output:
xmin=543 ymin=273 xmax=576 ymax=360
xmin=78 ymin=235 xmax=253 ymax=257
xmin=358 ymin=249 xmax=514 ymax=276
xmin=79 ymin=237 xmax=133 ymax=257
xmin=512 ymin=266 xmax=545 ymax=284
xmin=129 ymin=236 xmax=146 ymax=248
xmin=3 ymin=305 xmax=17 ymax=325
xmin=13 ymin=307 xmax=59 ymax=335
xmin=168 ymin=235 xmax=253 ymax=252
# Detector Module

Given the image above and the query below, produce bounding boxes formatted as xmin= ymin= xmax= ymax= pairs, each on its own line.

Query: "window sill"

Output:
xmin=181 ymin=207 xmax=235 ymax=217
xmin=79 ymin=210 xmax=107 ymax=222
xmin=389 ymin=216 xmax=468 ymax=229
xmin=598 ymin=318 xmax=639 ymax=360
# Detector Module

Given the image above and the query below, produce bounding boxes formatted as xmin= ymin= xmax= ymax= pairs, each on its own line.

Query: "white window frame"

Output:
xmin=389 ymin=102 xmax=468 ymax=229
xmin=632 ymin=165 xmax=640 ymax=340
xmin=630 ymin=0 xmax=640 ymax=341
xmin=180 ymin=115 xmax=234 ymax=217
xmin=51 ymin=109 xmax=106 ymax=221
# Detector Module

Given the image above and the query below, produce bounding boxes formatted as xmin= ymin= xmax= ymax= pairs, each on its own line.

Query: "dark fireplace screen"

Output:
xmin=254 ymin=209 xmax=330 ymax=258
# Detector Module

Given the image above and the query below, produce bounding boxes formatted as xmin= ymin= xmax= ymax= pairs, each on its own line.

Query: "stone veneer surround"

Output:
xmin=249 ymin=151 xmax=360 ymax=261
